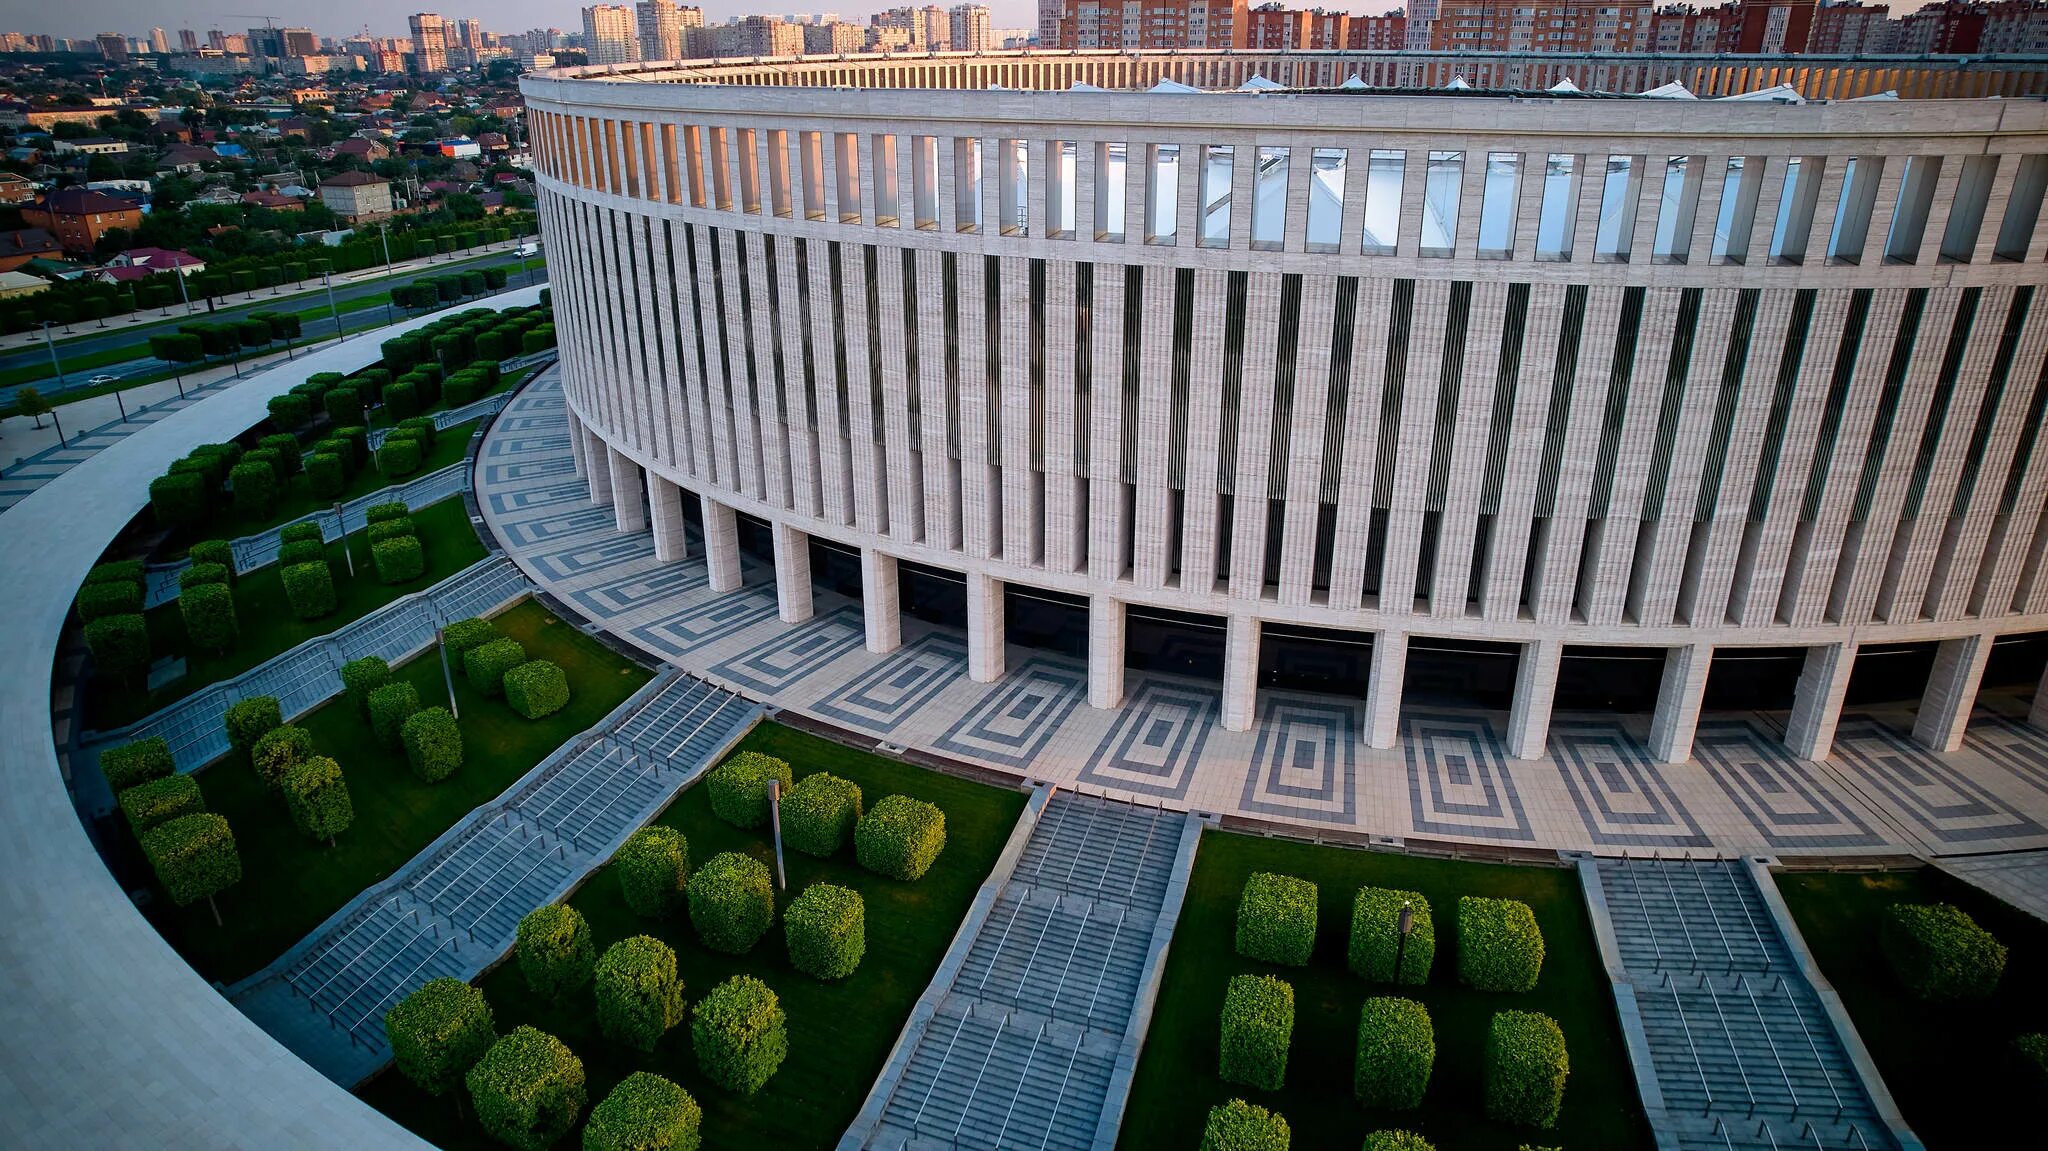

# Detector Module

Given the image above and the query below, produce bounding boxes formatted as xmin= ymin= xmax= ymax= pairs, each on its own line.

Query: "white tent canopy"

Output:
xmin=1641 ymin=81 xmax=1697 ymax=99
xmin=1548 ymin=78 xmax=1583 ymax=94
xmin=1147 ymin=78 xmax=1200 ymax=94
xmin=1238 ymin=74 xmax=1285 ymax=92
xmin=1719 ymin=83 xmax=1805 ymax=104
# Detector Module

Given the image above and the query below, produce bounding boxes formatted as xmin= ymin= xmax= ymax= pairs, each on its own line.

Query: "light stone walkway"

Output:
xmin=1936 ymin=851 xmax=2048 ymax=924
xmin=480 ymin=373 xmax=2048 ymax=861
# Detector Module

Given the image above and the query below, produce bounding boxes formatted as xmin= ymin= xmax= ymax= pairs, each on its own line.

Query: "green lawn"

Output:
xmin=361 ymin=723 xmax=1030 ymax=1151
xmin=92 ymin=497 xmax=488 ymax=731
xmin=1121 ymin=831 xmax=1653 ymax=1151
xmin=1776 ymin=868 xmax=2048 ymax=1149
xmin=153 ymin=599 xmax=654 ymax=984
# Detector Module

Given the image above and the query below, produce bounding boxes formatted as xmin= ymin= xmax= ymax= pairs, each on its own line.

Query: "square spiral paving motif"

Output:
xmin=1239 ymin=695 xmax=1358 ymax=825
xmin=1691 ymin=719 xmax=1885 ymax=849
xmin=710 ymin=607 xmax=866 ymax=694
xmin=933 ymin=657 xmax=1088 ymax=770
xmin=1831 ymin=717 xmax=2043 ymax=844
xmin=1076 ymin=678 xmax=1218 ymax=800
xmin=814 ymin=633 xmax=968 ymax=734
xmin=1962 ymin=713 xmax=2048 ymax=798
xmin=1547 ymin=719 xmax=1711 ymax=848
xmin=487 ymin=482 xmax=586 ymax=516
xmin=625 ymin=587 xmax=780 ymax=659
xmin=499 ymin=504 xmax=615 ymax=548
xmin=527 ymin=533 xmax=657 ymax=580
xmin=482 ymin=456 xmax=575 ymax=484
xmin=1402 ymin=711 xmax=1533 ymax=842
xmin=565 ymin=563 xmax=710 ymax=621
xmin=486 ymin=434 xmax=561 ymax=458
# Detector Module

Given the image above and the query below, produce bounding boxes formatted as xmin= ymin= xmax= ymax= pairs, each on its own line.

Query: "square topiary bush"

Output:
xmin=341 ymin=655 xmax=390 ymax=717
xmin=364 ymin=500 xmax=409 ymax=524
xmin=385 ymin=977 xmax=495 ymax=1097
xmin=443 ymin=616 xmax=496 ymax=659
xmin=179 ymin=582 xmax=239 ymax=655
xmin=383 ymin=379 xmax=421 ymax=421
xmin=504 ymin=659 xmax=571 ymax=719
xmin=118 ymin=773 xmax=206 ymax=833
xmin=785 ymin=882 xmax=865 ymax=981
xmin=278 ymin=539 xmax=326 ymax=568
xmin=150 ymin=471 xmax=207 ymax=532
xmin=188 ymin=539 xmax=235 ymax=580
xmin=1360 ymin=1132 xmax=1434 ymax=1151
xmin=283 ymin=755 xmax=353 ymax=844
xmin=855 ymin=794 xmax=947 ymax=881
xmin=401 ymin=706 xmax=465 ymax=783
xmin=84 ymin=613 xmax=149 ymax=682
xmin=687 ymin=851 xmax=775 ymax=954
xmin=465 ymin=1026 xmax=586 ymax=1151
xmin=224 ymin=695 xmax=282 ymax=752
xmin=613 ymin=825 xmax=690 ymax=918
xmin=140 ymin=811 xmax=241 ymax=911
xmin=85 ymin=558 xmax=145 ymax=586
xmin=179 ymin=562 xmax=229 ymax=591
xmin=595 ymin=935 xmax=686 ymax=1053
xmin=781 ymin=772 xmax=863 ymax=857
xmin=1200 ymin=1098 xmax=1289 ymax=1151
xmin=1881 ymin=902 xmax=2007 ymax=1001
xmin=280 ymin=521 xmax=323 ymax=546
xmin=1355 ymin=996 xmax=1435 ymax=1109
xmin=1485 ymin=1010 xmax=1569 ymax=1129
xmin=691 ymin=974 xmax=788 ymax=1096
xmin=1236 ymin=872 xmax=1318 ymax=967
xmin=324 ymin=386 xmax=363 ymax=428
xmin=230 ymin=460 xmax=277 ymax=519
xmin=1219 ymin=973 xmax=1294 ymax=1091
xmin=1351 ymin=888 xmax=1435 ymax=986
xmin=517 ymin=903 xmax=596 ymax=999
xmin=379 ymin=435 xmax=423 ymax=477
xmin=282 ymin=560 xmax=337 ymax=619
xmin=585 ymin=1073 xmax=699 ymax=1151
xmin=372 ymin=535 xmax=426 ymax=584
xmin=707 ymin=751 xmax=795 ymax=830
xmin=464 ymin=636 xmax=527 ymax=696
xmin=1458 ymin=897 xmax=1546 ymax=993
xmin=76 ymin=579 xmax=142 ymax=622
xmin=367 ymin=681 xmax=422 ymax=749
xmin=100 ymin=737 xmax=174 ymax=791
xmin=307 ymin=452 xmax=346 ymax=498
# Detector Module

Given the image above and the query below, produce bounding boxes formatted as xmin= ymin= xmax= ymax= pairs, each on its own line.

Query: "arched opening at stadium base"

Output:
xmin=1402 ymin=637 xmax=1520 ymax=711
xmin=1258 ymin=623 xmax=1372 ymax=700
xmin=1005 ymin=585 xmax=1088 ymax=659
xmin=1554 ymin=646 xmax=1667 ymax=713
xmin=1126 ymin=605 xmax=1228 ymax=683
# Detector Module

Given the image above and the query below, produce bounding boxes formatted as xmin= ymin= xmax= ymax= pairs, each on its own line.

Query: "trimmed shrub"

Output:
xmin=465 ymin=1026 xmax=586 ymax=1151
xmin=267 ymin=392 xmax=312 ymax=430
xmin=382 ymin=335 xmax=427 ymax=373
xmin=1882 ymin=902 xmax=2008 ymax=1001
xmin=444 ymin=371 xmax=483 ymax=406
xmin=465 ymin=636 xmax=527 ymax=696
xmin=280 ymin=521 xmax=324 ymax=546
xmin=1355 ymin=996 xmax=1435 ymax=1110
xmin=324 ymin=385 xmax=363 ymax=428
xmin=386 ymin=977 xmax=496 ymax=1096
xmin=2016 ymin=1033 xmax=2048 ymax=1089
xmin=443 ymin=616 xmax=497 ymax=659
xmin=1486 ymin=1010 xmax=1569 ymax=1129
xmin=378 ymin=435 xmax=423 ymax=477
xmin=338 ymin=424 xmax=370 ymax=465
xmin=278 ymin=539 xmax=326 ymax=567
xmin=856 ymin=794 xmax=948 ymax=881
xmin=85 ymin=613 xmax=149 ymax=682
xmin=119 ymin=773 xmax=206 ymax=834
xmin=229 ymin=460 xmax=278 ymax=519
xmin=782 ymin=772 xmax=862 ymax=858
xmin=785 ymin=882 xmax=865 ymax=981
xmin=250 ymin=723 xmax=314 ymax=790
xmin=614 ymin=825 xmax=690 ymax=918
xmin=353 ymin=369 xmax=390 ymax=406
xmin=367 ymin=681 xmax=422 ymax=750
xmin=306 ymin=452 xmax=346 ymax=498
xmin=189 ymin=539 xmax=235 ymax=579
xmin=398 ymin=414 xmax=438 ymax=448
xmin=283 ymin=755 xmax=353 ymax=844
xmin=691 ymin=975 xmax=788 ymax=1095
xmin=85 ymin=559 xmax=145 ymax=586
xmin=1458 ymin=898 xmax=1546 ymax=993
xmin=179 ymin=583 xmax=238 ymax=654
xmin=150 ymin=471 xmax=207 ymax=531
xmin=372 ymin=535 xmax=426 ymax=583
xmin=688 ymin=852 xmax=775 ymax=955
xmin=341 ymin=656 xmax=391 ymax=717
xmin=259 ymin=433 xmax=302 ymax=476
xmin=368 ymin=518 xmax=417 ymax=545
xmin=384 ymin=379 xmax=421 ymax=421
xmin=1350 ymin=888 xmax=1435 ymax=986
xmin=1200 ymin=1098 xmax=1289 ymax=1151
xmin=76 ymin=579 xmax=141 ymax=622
xmin=243 ymin=448 xmax=286 ymax=481
xmin=1360 ymin=1133 xmax=1435 ymax=1151
xmin=224 ymin=696 xmax=282 ymax=752
xmin=707 ymin=751 xmax=794 ymax=830
xmin=1220 ymin=973 xmax=1294 ymax=1091
xmin=401 ymin=707 xmax=465 ymax=783
xmin=282 ymin=560 xmax=337 ymax=619
xmin=365 ymin=500 xmax=410 ymax=524
xmin=594 ymin=935 xmax=687 ymax=1053
xmin=584 ymin=1072 xmax=700 ymax=1151
xmin=100 ymin=737 xmax=174 ymax=791
xmin=179 ymin=562 xmax=229 ymax=591
xmin=505 ymin=660 xmax=571 ymax=719
xmin=140 ymin=812 xmax=241 ymax=910
xmin=517 ymin=904 xmax=596 ymax=999
xmin=1237 ymin=872 xmax=1319 ymax=967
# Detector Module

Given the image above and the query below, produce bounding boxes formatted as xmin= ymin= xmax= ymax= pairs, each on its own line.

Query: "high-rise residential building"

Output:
xmin=149 ymin=28 xmax=170 ymax=54
xmin=1715 ymin=0 xmax=1816 ymax=53
xmin=1982 ymin=0 xmax=2048 ymax=51
xmin=1050 ymin=0 xmax=1250 ymax=48
xmin=921 ymin=4 xmax=951 ymax=48
xmin=872 ymin=6 xmax=929 ymax=48
xmin=247 ymin=26 xmax=283 ymax=58
xmin=1806 ymin=0 xmax=1895 ymax=52
xmin=714 ymin=14 xmax=803 ymax=56
xmin=281 ymin=29 xmax=319 ymax=57
xmin=410 ymin=13 xmax=448 ymax=72
xmin=177 ymin=29 xmax=199 ymax=52
xmin=94 ymin=33 xmax=128 ymax=63
xmin=950 ymin=3 xmax=993 ymax=49
xmin=1428 ymin=1 xmax=1653 ymax=52
xmin=584 ymin=4 xmax=641 ymax=63
xmin=803 ymin=20 xmax=866 ymax=51
xmin=638 ymin=0 xmax=685 ymax=60
xmin=1345 ymin=11 xmax=1407 ymax=47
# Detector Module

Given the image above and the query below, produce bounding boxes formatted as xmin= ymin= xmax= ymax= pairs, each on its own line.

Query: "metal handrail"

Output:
xmin=992 ymin=1021 xmax=1050 ymax=1151
xmin=974 ymin=891 xmax=1035 ymax=996
xmin=1738 ymin=974 xmax=1801 ymax=1113
xmin=439 ymin=833 xmax=551 ymax=927
xmin=466 ymin=840 xmax=568 ymax=936
xmin=1778 ymin=974 xmax=1848 ymax=1119
xmin=1656 ymin=855 xmax=1705 ymax=971
xmin=1662 ymin=967 xmax=1716 ymax=1113
xmin=1034 ymin=1033 xmax=1087 ymax=1151
xmin=345 ymin=935 xmax=455 ymax=1039
xmin=1081 ymin=906 xmax=1131 ymax=1020
xmin=1700 ymin=971 xmax=1759 ymax=1117
xmin=1620 ymin=862 xmax=1668 ymax=971
xmin=1040 ymin=901 xmax=1098 ymax=1020
xmin=948 ymin=1013 xmax=1009 ymax=1143
xmin=1690 ymin=862 xmax=1742 ymax=973
xmin=1727 ymin=861 xmax=1776 ymax=970
xmin=287 ymin=893 xmax=404 ymax=991
xmin=322 ymin=919 xmax=437 ymax=1026
xmin=906 ymin=1013 xmax=974 ymax=1129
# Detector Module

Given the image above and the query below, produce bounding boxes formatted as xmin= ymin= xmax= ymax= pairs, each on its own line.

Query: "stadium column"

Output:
xmin=700 ymin=494 xmax=740 ymax=594
xmin=967 ymin=571 xmax=1005 ymax=683
xmin=607 ymin=447 xmax=646 ymax=533
xmin=861 ymin=548 xmax=901 ymax=654
xmin=2031 ymin=671 xmax=2048 ymax=731
xmin=1088 ymin=595 xmax=1126 ymax=710
xmin=1506 ymin=639 xmax=1563 ymax=761
xmin=772 ymin=522 xmax=814 ymax=624
xmin=1785 ymin=642 xmax=1856 ymax=761
xmin=565 ymin=406 xmax=586 ymax=477
xmin=1911 ymin=633 xmax=1992 ymax=753
xmin=584 ymin=428 xmax=613 ymax=506
xmin=1222 ymin=615 xmax=1261 ymax=733
xmin=1648 ymin=642 xmax=1713 ymax=765
xmin=1365 ymin=632 xmax=1407 ymax=750
xmin=647 ymin=473 xmax=688 ymax=563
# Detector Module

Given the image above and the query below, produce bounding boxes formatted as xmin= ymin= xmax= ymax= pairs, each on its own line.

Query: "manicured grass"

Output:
xmin=1777 ymin=867 xmax=2048 ymax=1149
xmin=360 ymin=723 xmax=1029 ymax=1151
xmin=1121 ymin=831 xmax=1653 ymax=1151
xmin=152 ymin=599 xmax=654 ymax=983
xmin=91 ymin=497 xmax=488 ymax=731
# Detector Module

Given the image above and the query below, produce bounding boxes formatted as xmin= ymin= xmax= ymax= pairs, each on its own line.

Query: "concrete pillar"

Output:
xmin=967 ymin=571 xmax=1006 ymax=683
xmin=1912 ymin=633 xmax=1992 ymax=753
xmin=2030 ymin=673 xmax=2048 ymax=731
xmin=565 ymin=408 xmax=586 ymax=478
xmin=1088 ymin=595 xmax=1127 ymax=709
xmin=1506 ymin=638 xmax=1563 ymax=761
xmin=771 ymin=522 xmax=814 ymax=624
xmin=607 ymin=448 xmax=646 ymax=534
xmin=647 ymin=473 xmax=688 ymax=563
xmin=1648 ymin=642 xmax=1714 ymax=765
xmin=1785 ymin=642 xmax=1856 ymax=761
xmin=860 ymin=548 xmax=901 ymax=654
xmin=584 ymin=429 xmax=613 ymax=506
xmin=1365 ymin=632 xmax=1408 ymax=750
xmin=1222 ymin=615 xmax=1261 ymax=733
xmin=701 ymin=495 xmax=741 ymax=594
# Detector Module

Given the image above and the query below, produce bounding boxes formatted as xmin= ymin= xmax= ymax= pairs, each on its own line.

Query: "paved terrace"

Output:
xmin=480 ymin=374 xmax=2048 ymax=860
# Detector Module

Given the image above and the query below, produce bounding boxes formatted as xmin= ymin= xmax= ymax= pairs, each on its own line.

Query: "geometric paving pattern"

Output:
xmin=486 ymin=481 xmax=586 ymax=516
xmin=1548 ymin=719 xmax=1711 ymax=849
xmin=626 ymin=587 xmax=781 ymax=660
xmin=710 ymin=606 xmax=866 ymax=694
xmin=1238 ymin=694 xmax=1357 ymax=824
xmin=934 ymin=656 xmax=1088 ymax=770
xmin=814 ymin=633 xmax=968 ymax=735
xmin=1402 ymin=711 xmax=1534 ymax=842
xmin=1077 ymin=678 xmax=1219 ymax=800
xmin=565 ymin=563 xmax=711 ymax=619
xmin=1692 ymin=719 xmax=1885 ymax=849
xmin=526 ymin=532 xmax=658 ymax=580
xmin=1965 ymin=713 xmax=2048 ymax=797
xmin=1832 ymin=717 xmax=2045 ymax=845
xmin=498 ymin=503 xmax=617 ymax=548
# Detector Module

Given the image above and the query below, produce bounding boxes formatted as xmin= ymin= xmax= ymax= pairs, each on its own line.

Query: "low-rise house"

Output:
xmin=52 ymin=137 xmax=128 ymax=156
xmin=0 ymin=173 xmax=36 ymax=204
xmin=318 ymin=170 xmax=393 ymax=220
xmin=0 ymin=227 xmax=62 ymax=272
xmin=240 ymin=189 xmax=305 ymax=211
xmin=20 ymin=188 xmax=143 ymax=254
xmin=0 ymin=269 xmax=50 ymax=300
xmin=155 ymin=143 xmax=215 ymax=172
xmin=103 ymin=246 xmax=205 ymax=276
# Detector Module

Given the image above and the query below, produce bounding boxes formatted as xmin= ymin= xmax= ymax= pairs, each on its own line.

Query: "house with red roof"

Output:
xmin=21 ymin=188 xmax=142 ymax=254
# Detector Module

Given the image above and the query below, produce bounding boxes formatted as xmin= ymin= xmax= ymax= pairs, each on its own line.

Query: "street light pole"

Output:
xmin=40 ymin=321 xmax=63 ymax=388
xmin=1394 ymin=900 xmax=1416 ymax=985
xmin=333 ymin=502 xmax=355 ymax=579
xmin=323 ymin=270 xmax=344 ymax=344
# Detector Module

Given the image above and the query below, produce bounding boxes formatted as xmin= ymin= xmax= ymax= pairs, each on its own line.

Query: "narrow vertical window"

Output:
xmin=1940 ymin=155 xmax=1998 ymax=263
xmin=1199 ymin=144 xmax=1233 ymax=248
xmin=1361 ymin=149 xmax=1404 ymax=255
xmin=1595 ymin=155 xmax=1636 ymax=261
xmin=1095 ymin=141 xmax=1127 ymax=242
xmin=1420 ymin=150 xmax=1462 ymax=257
xmin=872 ymin=134 xmax=899 ymax=227
xmin=683 ymin=125 xmax=706 ymax=207
xmin=767 ymin=129 xmax=792 ymax=218
xmin=1885 ymin=155 xmax=1940 ymax=264
xmin=708 ymin=127 xmax=730 ymax=210
xmin=1048 ymin=140 xmax=1076 ymax=238
xmin=1711 ymin=157 xmax=1749 ymax=263
xmin=999 ymin=138 xmax=1027 ymax=235
xmin=1147 ymin=143 xmax=1180 ymax=245
xmin=1305 ymin=147 xmax=1345 ymax=254
xmin=1994 ymin=154 xmax=2047 ymax=262
xmin=737 ymin=129 xmax=760 ymax=213
xmin=954 ymin=137 xmax=981 ymax=233
xmin=800 ymin=131 xmax=825 ymax=221
xmin=1477 ymin=151 xmax=1520 ymax=258
xmin=1770 ymin=156 xmax=1817 ymax=264
xmin=1536 ymin=153 xmax=1576 ymax=261
xmin=1652 ymin=156 xmax=1694 ymax=263
xmin=911 ymin=136 xmax=938 ymax=229
xmin=835 ymin=132 xmax=861 ymax=223
xmin=1826 ymin=157 xmax=1882 ymax=264
xmin=1251 ymin=146 xmax=1288 ymax=251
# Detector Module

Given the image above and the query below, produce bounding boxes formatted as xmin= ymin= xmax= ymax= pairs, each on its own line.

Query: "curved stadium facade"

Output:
xmin=522 ymin=50 xmax=2048 ymax=773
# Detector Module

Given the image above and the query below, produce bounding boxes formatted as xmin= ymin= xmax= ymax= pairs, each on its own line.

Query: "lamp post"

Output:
xmin=767 ymin=777 xmax=787 ymax=891
xmin=435 ymin=616 xmax=460 ymax=720
xmin=39 ymin=321 xmax=63 ymax=388
xmin=322 ymin=269 xmax=344 ymax=344
xmin=333 ymin=502 xmax=355 ymax=579
xmin=1394 ymin=901 xmax=1416 ymax=985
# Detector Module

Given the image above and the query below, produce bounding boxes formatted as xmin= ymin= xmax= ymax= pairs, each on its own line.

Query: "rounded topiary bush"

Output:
xmin=341 ymin=655 xmax=390 ymax=717
xmin=687 ymin=852 xmax=774 ymax=955
xmin=250 ymin=723 xmax=314 ymax=790
xmin=465 ymin=1026 xmax=585 ymax=1151
xmin=1351 ymin=887 xmax=1435 ymax=986
xmin=306 ymin=452 xmax=346 ymax=498
xmin=443 ymin=616 xmax=497 ymax=660
xmin=584 ymin=1071 xmax=700 ymax=1151
xmin=118 ymin=773 xmax=205 ymax=833
xmin=781 ymin=772 xmax=863 ymax=858
xmin=1236 ymin=872 xmax=1318 ymax=967
xmin=706 ymin=751 xmax=793 ymax=830
xmin=504 ymin=659 xmax=571 ymax=719
xmin=785 ymin=882 xmax=865 ymax=981
xmin=1360 ymin=1132 xmax=1434 ymax=1151
xmin=1354 ymin=996 xmax=1434 ymax=1110
xmin=179 ymin=581 xmax=238 ymax=655
xmin=283 ymin=755 xmax=353 ymax=844
xmin=401 ymin=706 xmax=464 ymax=783
xmin=1485 ymin=1009 xmax=1568 ymax=1129
xmin=224 ymin=695 xmax=282 ymax=752
xmin=1219 ymin=973 xmax=1294 ymax=1091
xmin=1458 ymin=897 xmax=1545 ymax=993
xmin=84 ymin=613 xmax=149 ymax=682
xmin=1200 ymin=1098 xmax=1289 ymax=1151
xmin=372 ymin=534 xmax=426 ymax=584
xmin=516 ymin=903 xmax=595 ymax=1000
xmin=282 ymin=560 xmax=337 ymax=620
xmin=614 ymin=825 xmax=690 ymax=918
xmin=367 ymin=681 xmax=421 ymax=750
xmin=465 ymin=636 xmax=527 ymax=696
xmin=385 ymin=977 xmax=495 ymax=1097
xmin=691 ymin=974 xmax=788 ymax=1096
xmin=76 ymin=579 xmax=142 ymax=622
xmin=855 ymin=794 xmax=947 ymax=881
xmin=595 ymin=935 xmax=687 ymax=1053
xmin=188 ymin=539 xmax=235 ymax=580
xmin=100 ymin=737 xmax=174 ymax=791
xmin=1882 ymin=902 xmax=2007 ymax=1001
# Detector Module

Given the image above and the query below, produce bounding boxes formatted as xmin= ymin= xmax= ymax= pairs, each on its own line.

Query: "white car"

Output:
xmin=515 ymin=242 xmax=541 ymax=257
xmin=87 ymin=374 xmax=120 ymax=386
